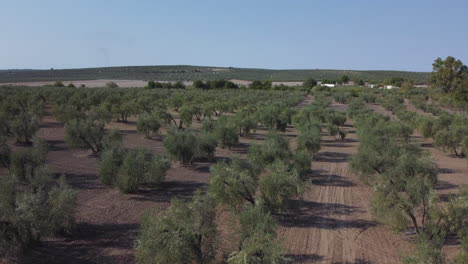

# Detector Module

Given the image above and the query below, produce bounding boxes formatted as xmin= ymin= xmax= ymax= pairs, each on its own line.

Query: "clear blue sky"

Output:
xmin=2 ymin=0 xmax=467 ymax=71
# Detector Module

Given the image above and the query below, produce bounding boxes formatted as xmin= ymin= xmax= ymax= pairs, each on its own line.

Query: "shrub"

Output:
xmin=234 ymin=109 xmax=258 ymax=136
xmin=260 ymin=161 xmax=303 ymax=211
xmin=99 ymin=146 xmax=126 ymax=185
xmin=9 ymin=137 xmax=48 ymax=180
xmin=65 ymin=118 xmax=106 ymax=153
xmin=296 ymin=127 xmax=321 ymax=155
xmin=303 ymin=78 xmax=317 ymax=89
xmin=53 ymin=81 xmax=64 ymax=87
xmin=227 ymin=205 xmax=286 ymax=264
xmin=163 ymin=128 xmax=217 ymax=164
xmin=136 ymin=192 xmax=217 ymax=264
xmin=209 ymin=157 xmax=259 ymax=208
xmin=105 ymin=81 xmax=119 ymax=88
xmin=248 ymin=131 xmax=291 ymax=170
xmin=137 ymin=113 xmax=162 ymax=138
xmin=11 ymin=112 xmax=40 ymax=143
xmin=213 ymin=116 xmax=239 ymax=148
xmin=147 ymin=80 xmax=156 ymax=89
xmin=0 ymin=144 xmax=76 ymax=257
xmin=116 ymin=149 xmax=170 ymax=193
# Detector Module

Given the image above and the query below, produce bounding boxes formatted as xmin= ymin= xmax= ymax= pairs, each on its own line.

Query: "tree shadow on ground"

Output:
xmin=332 ymin=259 xmax=373 ymax=264
xmin=46 ymin=139 xmax=68 ymax=152
xmin=285 ymin=254 xmax=324 ymax=263
xmin=435 ymin=180 xmax=458 ymax=191
xmin=60 ymin=172 xmax=106 ymax=190
xmin=314 ymin=152 xmax=350 ymax=163
xmin=310 ymin=170 xmax=355 ymax=187
xmin=21 ymin=222 xmax=138 ymax=264
xmin=286 ymin=200 xmax=362 ymax=216
xmin=438 ymin=167 xmax=455 ymax=174
xmin=132 ymin=180 xmax=208 ymax=203
xmin=277 ymin=199 xmax=375 ymax=230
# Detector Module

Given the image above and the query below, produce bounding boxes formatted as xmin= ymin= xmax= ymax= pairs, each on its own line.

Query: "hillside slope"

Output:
xmin=0 ymin=65 xmax=430 ymax=83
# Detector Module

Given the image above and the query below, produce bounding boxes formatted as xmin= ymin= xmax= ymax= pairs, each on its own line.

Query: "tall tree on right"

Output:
xmin=431 ymin=56 xmax=468 ymax=94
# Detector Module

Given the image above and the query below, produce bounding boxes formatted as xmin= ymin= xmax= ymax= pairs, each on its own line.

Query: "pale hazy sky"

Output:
xmin=1 ymin=0 xmax=467 ymax=71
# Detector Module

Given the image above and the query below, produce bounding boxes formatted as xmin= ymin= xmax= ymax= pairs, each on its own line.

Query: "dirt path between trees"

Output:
xmin=278 ymin=100 xmax=410 ymax=264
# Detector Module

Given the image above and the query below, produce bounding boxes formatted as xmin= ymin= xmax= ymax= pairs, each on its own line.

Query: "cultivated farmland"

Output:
xmin=0 ymin=57 xmax=467 ymax=264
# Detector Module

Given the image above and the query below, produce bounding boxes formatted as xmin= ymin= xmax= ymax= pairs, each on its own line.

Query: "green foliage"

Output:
xmin=296 ymin=124 xmax=321 ymax=155
xmin=212 ymin=116 xmax=239 ymax=148
xmin=401 ymin=80 xmax=414 ymax=98
xmin=11 ymin=111 xmax=40 ymax=143
xmin=99 ymin=146 xmax=126 ymax=185
xmin=431 ymin=56 xmax=467 ymax=94
xmin=256 ymin=104 xmax=294 ymax=131
xmin=227 ymin=205 xmax=286 ymax=264
xmin=340 ymin=75 xmax=350 ymax=84
xmin=351 ymin=108 xmax=438 ymax=232
xmin=0 ymin=143 xmax=76 ymax=257
xmin=65 ymin=118 xmax=106 ymax=153
xmin=209 ymin=157 xmax=258 ymax=207
xmin=303 ymin=78 xmax=317 ymax=89
xmin=116 ymin=149 xmax=170 ymax=193
xmin=9 ymin=137 xmax=48 ymax=180
xmin=234 ymin=109 xmax=258 ymax=136
xmin=136 ymin=192 xmax=217 ymax=264
xmin=259 ymin=161 xmax=303 ymax=211
xmin=416 ymin=116 xmax=435 ymax=138
xmin=137 ymin=113 xmax=162 ymax=138
xmin=402 ymin=230 xmax=446 ymax=264
xmin=163 ymin=128 xmax=217 ymax=164
xmin=432 ymin=115 xmax=468 ymax=157
xmin=0 ymin=66 xmax=430 ymax=83
xmin=248 ymin=131 xmax=291 ymax=170
xmin=105 ymin=81 xmax=119 ymax=88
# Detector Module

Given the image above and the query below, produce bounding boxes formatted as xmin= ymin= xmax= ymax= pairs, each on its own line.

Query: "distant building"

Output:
xmin=383 ymin=85 xmax=399 ymax=89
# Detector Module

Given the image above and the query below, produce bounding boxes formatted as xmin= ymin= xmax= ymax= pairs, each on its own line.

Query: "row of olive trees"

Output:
xmin=134 ymin=97 xmax=326 ymax=263
xmin=0 ymin=137 xmax=77 ymax=258
xmin=135 ymin=131 xmax=311 ymax=264
xmin=417 ymin=113 xmax=468 ymax=158
xmin=348 ymin=98 xmax=467 ymax=263
xmin=136 ymin=192 xmax=285 ymax=264
xmin=377 ymin=90 xmax=468 ymax=159
xmin=99 ymin=146 xmax=171 ymax=193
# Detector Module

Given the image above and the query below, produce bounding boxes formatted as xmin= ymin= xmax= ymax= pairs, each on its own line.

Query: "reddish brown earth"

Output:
xmin=18 ymin=97 xmax=415 ymax=264
xmin=279 ymin=101 xmax=410 ymax=264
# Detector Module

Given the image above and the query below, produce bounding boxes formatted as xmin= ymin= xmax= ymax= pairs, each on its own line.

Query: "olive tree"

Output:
xmin=136 ymin=192 xmax=217 ymax=264
xmin=212 ymin=116 xmax=239 ymax=148
xmin=260 ymin=161 xmax=303 ymax=211
xmin=99 ymin=146 xmax=126 ymax=185
xmin=209 ymin=157 xmax=259 ymax=207
xmin=65 ymin=118 xmax=106 ymax=153
xmin=116 ymin=149 xmax=170 ymax=193
xmin=227 ymin=205 xmax=286 ymax=264
xmin=137 ymin=113 xmax=162 ymax=138
xmin=248 ymin=131 xmax=291 ymax=170
xmin=163 ymin=128 xmax=217 ymax=164
xmin=0 ymin=141 xmax=76 ymax=257
xmin=11 ymin=112 xmax=40 ymax=143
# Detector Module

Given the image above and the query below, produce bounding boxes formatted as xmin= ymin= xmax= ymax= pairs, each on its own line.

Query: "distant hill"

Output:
xmin=0 ymin=65 xmax=431 ymax=83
